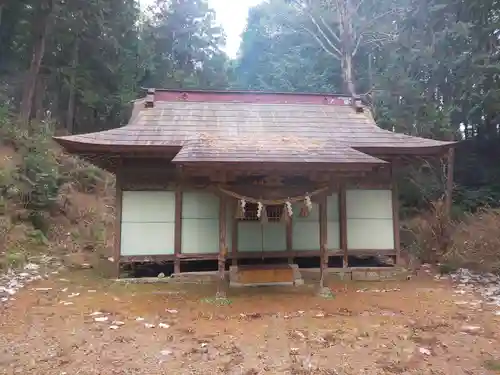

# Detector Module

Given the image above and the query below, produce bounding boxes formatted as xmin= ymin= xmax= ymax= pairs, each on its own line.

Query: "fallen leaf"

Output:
xmin=419 ymin=347 xmax=431 ymax=356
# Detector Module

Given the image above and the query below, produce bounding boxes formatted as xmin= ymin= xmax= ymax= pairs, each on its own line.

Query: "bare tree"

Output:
xmin=288 ymin=0 xmax=404 ymax=99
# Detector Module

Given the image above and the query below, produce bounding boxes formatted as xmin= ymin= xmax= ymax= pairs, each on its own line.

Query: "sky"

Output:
xmin=139 ymin=0 xmax=263 ymax=58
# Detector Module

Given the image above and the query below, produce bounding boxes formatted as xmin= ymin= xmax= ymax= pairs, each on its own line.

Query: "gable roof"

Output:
xmin=54 ymin=89 xmax=455 ymax=166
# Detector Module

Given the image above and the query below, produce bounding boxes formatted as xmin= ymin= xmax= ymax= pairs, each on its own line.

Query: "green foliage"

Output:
xmin=234 ymin=0 xmax=343 ymax=92
xmin=0 ymin=0 xmax=230 ymax=135
xmin=483 ymin=359 xmax=500 ymax=371
xmin=140 ymin=0 xmax=229 ymax=90
xmin=27 ymin=229 xmax=49 ymax=246
xmin=66 ymin=164 xmax=106 ymax=194
xmin=4 ymin=250 xmax=25 ymax=269
xmin=438 ymin=262 xmax=460 ymax=275
xmin=20 ymin=150 xmax=60 ymax=212
xmin=201 ymin=296 xmax=232 ymax=306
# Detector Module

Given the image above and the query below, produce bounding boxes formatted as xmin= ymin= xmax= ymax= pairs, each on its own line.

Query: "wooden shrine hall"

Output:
xmin=54 ymin=89 xmax=455 ymax=284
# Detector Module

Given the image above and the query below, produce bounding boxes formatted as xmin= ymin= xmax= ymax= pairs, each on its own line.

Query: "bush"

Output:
xmin=405 ymin=201 xmax=500 ymax=274
xmin=8 ymin=125 xmax=62 ymax=233
xmin=446 ymin=209 xmax=500 ymax=273
xmin=4 ymin=250 xmax=25 ymax=269
xmin=403 ymin=200 xmax=453 ymax=264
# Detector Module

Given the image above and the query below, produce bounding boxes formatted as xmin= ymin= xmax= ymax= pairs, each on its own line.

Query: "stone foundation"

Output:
xmin=351 ymin=267 xmax=406 ymax=281
xmin=115 ymin=266 xmax=409 ymax=284
xmin=301 ymin=267 xmax=409 ymax=282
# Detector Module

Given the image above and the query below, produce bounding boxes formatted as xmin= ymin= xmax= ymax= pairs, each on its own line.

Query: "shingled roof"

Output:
xmin=172 ymin=133 xmax=387 ymax=165
xmin=54 ymin=89 xmax=454 ymax=166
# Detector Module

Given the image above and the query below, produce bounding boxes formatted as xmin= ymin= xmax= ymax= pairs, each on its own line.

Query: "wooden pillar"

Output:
xmin=391 ymin=164 xmax=401 ymax=265
xmin=174 ymin=187 xmax=182 ymax=274
xmin=444 ymin=147 xmax=455 ymax=220
xmin=231 ymin=199 xmax=238 ymax=266
xmin=286 ymin=216 xmax=293 ymax=264
xmin=339 ymin=185 xmax=348 ymax=268
xmin=319 ymin=195 xmax=328 ymax=289
xmin=112 ymin=163 xmax=123 ymax=279
xmin=217 ymin=196 xmax=228 ymax=298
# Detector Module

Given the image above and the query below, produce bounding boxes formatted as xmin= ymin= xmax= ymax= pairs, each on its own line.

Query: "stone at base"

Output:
xmin=351 ymin=267 xmax=407 ymax=281
xmin=317 ymin=287 xmax=334 ymax=298
xmin=63 ymin=252 xmax=94 ymax=270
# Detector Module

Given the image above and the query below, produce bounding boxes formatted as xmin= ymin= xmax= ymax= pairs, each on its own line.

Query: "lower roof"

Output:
xmin=172 ymin=133 xmax=387 ymax=165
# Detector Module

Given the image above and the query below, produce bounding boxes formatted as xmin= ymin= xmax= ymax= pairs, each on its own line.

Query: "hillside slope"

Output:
xmin=0 ymin=118 xmax=115 ymax=272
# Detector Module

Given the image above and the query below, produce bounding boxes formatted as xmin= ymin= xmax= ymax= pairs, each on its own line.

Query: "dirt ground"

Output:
xmin=1 ymin=271 xmax=500 ymax=375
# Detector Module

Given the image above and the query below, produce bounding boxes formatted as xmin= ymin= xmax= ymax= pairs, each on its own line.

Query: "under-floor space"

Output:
xmin=121 ymin=255 xmax=396 ymax=278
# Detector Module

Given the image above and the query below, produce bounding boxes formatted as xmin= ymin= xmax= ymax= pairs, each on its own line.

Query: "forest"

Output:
xmin=0 ymin=0 xmax=499 ymax=213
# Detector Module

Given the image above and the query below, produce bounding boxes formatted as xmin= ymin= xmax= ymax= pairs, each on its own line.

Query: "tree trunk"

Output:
xmin=33 ymin=75 xmax=46 ymax=122
xmin=337 ymin=0 xmax=356 ymax=99
xmin=66 ymin=38 xmax=79 ymax=134
xmin=0 ymin=3 xmax=4 ymax=29
xmin=342 ymin=53 xmax=356 ymax=98
xmin=18 ymin=0 xmax=53 ymax=126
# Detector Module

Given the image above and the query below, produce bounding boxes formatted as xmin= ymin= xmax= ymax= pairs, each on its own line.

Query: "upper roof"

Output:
xmin=54 ymin=89 xmax=455 ymax=167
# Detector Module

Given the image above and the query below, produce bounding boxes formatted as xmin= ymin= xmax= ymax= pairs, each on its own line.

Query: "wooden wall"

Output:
xmin=116 ymin=159 xmax=397 ymax=264
xmin=346 ymin=189 xmax=394 ymax=250
xmin=181 ymin=192 xmax=232 ymax=254
xmin=120 ymin=191 xmax=176 ymax=256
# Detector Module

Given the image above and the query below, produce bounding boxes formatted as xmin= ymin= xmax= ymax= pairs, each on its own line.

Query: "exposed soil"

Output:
xmin=1 ymin=271 xmax=500 ymax=375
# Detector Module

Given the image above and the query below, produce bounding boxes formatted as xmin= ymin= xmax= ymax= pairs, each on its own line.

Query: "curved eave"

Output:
xmin=356 ymin=141 xmax=457 ymax=156
xmin=53 ymin=136 xmax=181 ymax=155
xmin=172 ymin=160 xmax=387 ymax=171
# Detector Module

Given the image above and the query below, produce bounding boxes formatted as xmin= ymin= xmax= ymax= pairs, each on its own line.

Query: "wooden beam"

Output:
xmin=391 ymin=163 xmax=401 ymax=265
xmin=217 ymin=196 xmax=228 ymax=297
xmin=174 ymin=187 xmax=182 ymax=274
xmin=319 ymin=195 xmax=328 ymax=289
xmin=121 ymin=255 xmax=176 ymax=263
xmin=339 ymin=185 xmax=348 ymax=268
xmin=113 ymin=161 xmax=123 ymax=278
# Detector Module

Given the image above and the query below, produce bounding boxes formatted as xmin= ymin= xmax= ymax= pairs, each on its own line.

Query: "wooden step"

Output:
xmin=229 ymin=264 xmax=303 ymax=287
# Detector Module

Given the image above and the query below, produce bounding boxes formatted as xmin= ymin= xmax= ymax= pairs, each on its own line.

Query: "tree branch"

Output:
xmin=353 ymin=0 xmax=367 ymax=16
xmin=356 ymin=8 xmax=403 ymax=35
xmin=318 ymin=14 xmax=341 ymax=44
xmin=307 ymin=12 xmax=343 ymax=57
xmin=301 ymin=25 xmax=342 ymax=60
xmin=352 ymin=34 xmax=362 ymax=56
xmin=363 ymin=35 xmax=396 ymax=47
